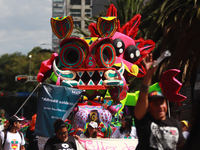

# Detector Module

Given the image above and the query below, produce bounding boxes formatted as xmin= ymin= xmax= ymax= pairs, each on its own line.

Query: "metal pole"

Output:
xmin=14 ymin=83 xmax=41 ymax=116
xmin=167 ymin=100 xmax=171 ymax=117
xmin=29 ymin=55 xmax=32 ymax=76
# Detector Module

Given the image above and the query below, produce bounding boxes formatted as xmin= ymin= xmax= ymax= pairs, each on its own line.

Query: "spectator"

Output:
xmin=134 ymin=54 xmax=185 ymax=150
xmin=0 ymin=120 xmax=9 ymax=131
xmin=180 ymin=120 xmax=189 ymax=139
xmin=44 ymin=118 xmax=77 ymax=150
xmin=25 ymin=114 xmax=39 ymax=150
xmin=80 ymin=121 xmax=98 ymax=138
xmin=0 ymin=115 xmax=25 ymax=150
xmin=111 ymin=115 xmax=137 ymax=139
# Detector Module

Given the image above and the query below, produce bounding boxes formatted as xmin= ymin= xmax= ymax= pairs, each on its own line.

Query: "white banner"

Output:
xmin=76 ymin=138 xmax=138 ymax=150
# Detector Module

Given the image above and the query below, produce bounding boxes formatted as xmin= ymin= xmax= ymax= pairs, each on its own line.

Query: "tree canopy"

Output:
xmin=0 ymin=47 xmax=53 ymax=119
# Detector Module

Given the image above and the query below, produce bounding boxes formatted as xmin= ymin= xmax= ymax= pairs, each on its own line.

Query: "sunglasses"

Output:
xmin=57 ymin=131 xmax=68 ymax=136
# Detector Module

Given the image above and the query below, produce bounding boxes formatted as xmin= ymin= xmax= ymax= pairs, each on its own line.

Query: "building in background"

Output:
xmin=51 ymin=0 xmax=116 ymax=52
xmin=52 ymin=0 xmax=65 ymax=52
xmin=92 ymin=0 xmax=116 ymax=16
xmin=65 ymin=0 xmax=92 ymax=32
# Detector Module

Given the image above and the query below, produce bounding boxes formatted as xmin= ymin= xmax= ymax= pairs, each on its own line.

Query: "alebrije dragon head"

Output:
xmin=37 ymin=4 xmax=155 ymax=101
xmin=88 ymin=4 xmax=155 ymax=80
xmin=37 ymin=15 xmax=128 ymax=102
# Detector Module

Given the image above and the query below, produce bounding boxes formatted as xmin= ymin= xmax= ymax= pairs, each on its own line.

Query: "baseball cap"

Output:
xmin=88 ymin=121 xmax=98 ymax=129
xmin=9 ymin=115 xmax=23 ymax=125
xmin=181 ymin=120 xmax=189 ymax=128
xmin=148 ymin=91 xmax=165 ymax=102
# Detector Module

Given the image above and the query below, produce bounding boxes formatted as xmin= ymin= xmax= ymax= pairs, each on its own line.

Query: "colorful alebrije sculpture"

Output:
xmin=37 ymin=4 xmax=186 ymax=137
xmin=88 ymin=4 xmax=155 ymax=79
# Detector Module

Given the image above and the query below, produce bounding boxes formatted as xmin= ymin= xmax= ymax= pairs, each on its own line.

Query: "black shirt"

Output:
xmin=134 ymin=113 xmax=185 ymax=150
xmin=44 ymin=135 xmax=77 ymax=150
xmin=26 ymin=127 xmax=39 ymax=150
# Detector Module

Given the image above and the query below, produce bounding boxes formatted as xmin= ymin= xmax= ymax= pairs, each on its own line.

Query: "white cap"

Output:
xmin=88 ymin=121 xmax=98 ymax=128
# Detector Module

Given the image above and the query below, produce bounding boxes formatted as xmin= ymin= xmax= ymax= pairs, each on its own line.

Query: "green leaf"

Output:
xmin=197 ymin=6 xmax=200 ymax=18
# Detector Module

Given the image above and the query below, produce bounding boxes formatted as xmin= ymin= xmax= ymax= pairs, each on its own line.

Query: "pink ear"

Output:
xmin=88 ymin=23 xmax=99 ymax=37
xmin=159 ymin=69 xmax=187 ymax=102
xmin=37 ymin=53 xmax=58 ymax=82
xmin=119 ymin=14 xmax=141 ymax=39
xmin=56 ymin=74 xmax=61 ymax=85
xmin=106 ymin=4 xmax=117 ymax=17
xmin=134 ymin=38 xmax=155 ymax=65
xmin=108 ymin=103 xmax=123 ymax=116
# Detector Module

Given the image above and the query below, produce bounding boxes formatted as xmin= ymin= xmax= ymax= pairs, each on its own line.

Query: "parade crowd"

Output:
xmin=0 ymin=54 xmax=192 ymax=150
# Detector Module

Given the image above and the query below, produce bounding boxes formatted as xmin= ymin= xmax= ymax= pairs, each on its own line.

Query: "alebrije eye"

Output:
xmin=124 ymin=45 xmax=140 ymax=63
xmin=113 ymin=38 xmax=125 ymax=56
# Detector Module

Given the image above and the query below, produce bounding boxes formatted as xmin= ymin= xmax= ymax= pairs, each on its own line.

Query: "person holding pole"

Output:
xmin=44 ymin=118 xmax=77 ymax=150
xmin=134 ymin=53 xmax=185 ymax=150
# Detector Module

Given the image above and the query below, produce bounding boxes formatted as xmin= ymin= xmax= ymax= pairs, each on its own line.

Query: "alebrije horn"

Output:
xmin=159 ymin=69 xmax=187 ymax=102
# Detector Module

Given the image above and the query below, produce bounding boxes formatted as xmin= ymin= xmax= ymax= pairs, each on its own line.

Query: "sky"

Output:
xmin=0 ymin=0 xmax=52 ymax=56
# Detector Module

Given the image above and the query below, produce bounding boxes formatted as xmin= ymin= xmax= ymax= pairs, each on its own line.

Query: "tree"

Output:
xmin=139 ymin=0 xmax=200 ymax=87
xmin=0 ymin=48 xmax=53 ymax=118
xmin=115 ymin=0 xmax=145 ymax=25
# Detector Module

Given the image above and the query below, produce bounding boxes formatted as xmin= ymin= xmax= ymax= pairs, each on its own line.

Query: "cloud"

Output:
xmin=0 ymin=0 xmax=52 ymax=56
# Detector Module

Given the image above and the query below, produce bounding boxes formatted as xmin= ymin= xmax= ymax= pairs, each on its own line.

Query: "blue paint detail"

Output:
xmin=89 ymin=41 xmax=93 ymax=45
xmin=71 ymin=82 xmax=78 ymax=86
xmin=77 ymin=72 xmax=83 ymax=77
xmin=144 ymin=44 xmax=150 ymax=50
xmin=100 ymin=44 xmax=115 ymax=67
xmin=136 ymin=43 xmax=140 ymax=47
xmin=89 ymin=57 xmax=92 ymax=60
xmin=102 ymin=21 xmax=113 ymax=35
xmin=62 ymin=82 xmax=72 ymax=87
xmin=107 ymin=82 xmax=120 ymax=85
xmin=89 ymin=62 xmax=93 ymax=66
xmin=88 ymin=80 xmax=94 ymax=85
xmin=99 ymin=80 xmax=103 ymax=85
xmin=99 ymin=71 xmax=103 ymax=77
xmin=84 ymin=37 xmax=92 ymax=40
xmin=108 ymin=72 xmax=118 ymax=78
xmin=119 ymin=69 xmax=123 ymax=74
xmin=108 ymin=101 xmax=112 ymax=105
xmin=56 ymin=71 xmax=73 ymax=78
xmin=79 ymin=80 xmax=84 ymax=85
xmin=106 ymin=80 xmax=121 ymax=85
xmin=119 ymin=83 xmax=124 ymax=86
xmin=60 ymin=43 xmax=84 ymax=68
xmin=88 ymin=71 xmax=94 ymax=77
xmin=132 ymin=20 xmax=138 ymax=27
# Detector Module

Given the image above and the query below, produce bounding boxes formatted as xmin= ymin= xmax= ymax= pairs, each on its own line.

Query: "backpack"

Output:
xmin=2 ymin=130 xmax=22 ymax=149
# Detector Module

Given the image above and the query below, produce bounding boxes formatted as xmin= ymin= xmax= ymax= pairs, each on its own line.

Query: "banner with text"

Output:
xmin=35 ymin=83 xmax=82 ymax=137
xmin=76 ymin=138 xmax=138 ymax=150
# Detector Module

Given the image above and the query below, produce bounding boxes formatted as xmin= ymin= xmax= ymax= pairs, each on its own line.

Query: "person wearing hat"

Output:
xmin=44 ymin=118 xmax=77 ymax=150
xmin=80 ymin=121 xmax=98 ymax=138
xmin=180 ymin=120 xmax=189 ymax=139
xmin=0 ymin=115 xmax=25 ymax=150
xmin=111 ymin=115 xmax=137 ymax=139
xmin=134 ymin=54 xmax=185 ymax=150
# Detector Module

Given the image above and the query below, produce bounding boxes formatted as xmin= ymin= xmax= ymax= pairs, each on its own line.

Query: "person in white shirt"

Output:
xmin=0 ymin=120 xmax=9 ymax=131
xmin=0 ymin=115 xmax=25 ymax=150
xmin=112 ymin=115 xmax=137 ymax=139
xmin=80 ymin=121 xmax=98 ymax=138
